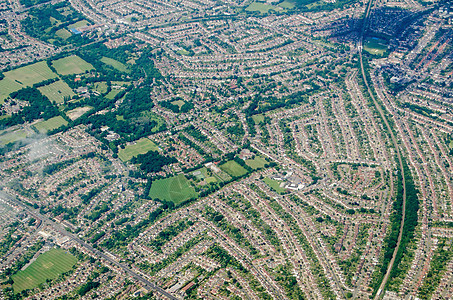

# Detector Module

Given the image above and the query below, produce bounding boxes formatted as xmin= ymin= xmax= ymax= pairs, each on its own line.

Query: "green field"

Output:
xmin=364 ymin=37 xmax=388 ymax=56
xmin=105 ymin=89 xmax=121 ymax=99
xmin=38 ymin=80 xmax=75 ymax=104
xmin=149 ymin=174 xmax=198 ymax=204
xmin=246 ymin=2 xmax=285 ymax=13
xmin=171 ymin=99 xmax=185 ymax=109
xmin=12 ymin=248 xmax=77 ymax=293
xmin=52 ymin=55 xmax=94 ymax=75
xmin=101 ymin=57 xmax=130 ymax=73
xmin=0 ymin=61 xmax=57 ymax=102
xmin=68 ymin=20 xmax=90 ymax=29
xmin=0 ymin=130 xmax=28 ymax=145
xmin=33 ymin=116 xmax=68 ymax=133
xmin=220 ymin=160 xmax=248 ymax=177
xmin=245 ymin=156 xmax=267 ymax=169
xmin=55 ymin=28 xmax=71 ymax=39
xmin=252 ymin=114 xmax=264 ymax=124
xmin=92 ymin=82 xmax=108 ymax=94
xmin=118 ymin=138 xmax=159 ymax=161
xmin=278 ymin=1 xmax=295 ymax=9
xmin=263 ymin=177 xmax=287 ymax=194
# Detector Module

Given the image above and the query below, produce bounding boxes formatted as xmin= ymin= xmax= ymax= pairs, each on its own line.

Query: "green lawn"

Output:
xmin=0 ymin=130 xmax=28 ymax=145
xmin=278 ymin=1 xmax=295 ymax=9
xmin=101 ymin=57 xmax=130 ymax=73
xmin=149 ymin=174 xmax=198 ymax=204
xmin=252 ymin=114 xmax=264 ymax=124
xmin=263 ymin=177 xmax=287 ymax=194
xmin=364 ymin=37 xmax=388 ymax=56
xmin=171 ymin=99 xmax=185 ymax=109
xmin=55 ymin=28 xmax=71 ymax=39
xmin=12 ymin=248 xmax=77 ymax=293
xmin=52 ymin=55 xmax=94 ymax=75
xmin=105 ymin=89 xmax=121 ymax=99
xmin=245 ymin=156 xmax=267 ymax=169
xmin=92 ymin=82 xmax=108 ymax=94
xmin=38 ymin=80 xmax=75 ymax=104
xmin=118 ymin=138 xmax=159 ymax=161
xmin=0 ymin=61 xmax=57 ymax=102
xmin=220 ymin=161 xmax=248 ymax=177
xmin=246 ymin=2 xmax=285 ymax=13
xmin=68 ymin=20 xmax=89 ymax=29
xmin=34 ymin=116 xmax=68 ymax=133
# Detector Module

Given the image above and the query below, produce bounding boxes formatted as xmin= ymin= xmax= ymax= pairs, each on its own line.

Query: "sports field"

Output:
xmin=245 ymin=156 xmax=267 ymax=169
xmin=149 ymin=174 xmax=198 ymax=204
xmin=0 ymin=61 xmax=57 ymax=102
xmin=263 ymin=177 xmax=287 ymax=194
xmin=364 ymin=37 xmax=388 ymax=56
xmin=118 ymin=138 xmax=159 ymax=161
xmin=38 ymin=80 xmax=75 ymax=104
xmin=55 ymin=28 xmax=71 ymax=39
xmin=220 ymin=160 xmax=248 ymax=177
xmin=0 ymin=129 xmax=28 ymax=145
xmin=52 ymin=55 xmax=94 ymax=75
xmin=33 ymin=116 xmax=68 ymax=134
xmin=12 ymin=248 xmax=77 ymax=293
xmin=101 ymin=57 xmax=130 ymax=73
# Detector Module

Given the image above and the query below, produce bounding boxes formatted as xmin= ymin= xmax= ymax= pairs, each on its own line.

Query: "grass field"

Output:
xmin=52 ymin=55 xmax=94 ymax=75
xmin=38 ymin=80 xmax=75 ymax=104
xmin=105 ymin=89 xmax=121 ymax=99
xmin=245 ymin=156 xmax=267 ymax=169
xmin=220 ymin=160 xmax=248 ymax=177
xmin=12 ymin=248 xmax=77 ymax=293
xmin=0 ymin=61 xmax=57 ymax=102
xmin=55 ymin=28 xmax=71 ymax=39
xmin=364 ymin=37 xmax=388 ymax=56
xmin=33 ymin=116 xmax=68 ymax=134
xmin=246 ymin=2 xmax=285 ymax=13
xmin=101 ymin=57 xmax=130 ymax=73
xmin=252 ymin=114 xmax=264 ymax=124
xmin=92 ymin=82 xmax=108 ymax=94
xmin=149 ymin=174 xmax=198 ymax=204
xmin=66 ymin=106 xmax=92 ymax=120
xmin=263 ymin=177 xmax=287 ymax=194
xmin=278 ymin=1 xmax=295 ymax=9
xmin=0 ymin=129 xmax=28 ymax=145
xmin=118 ymin=138 xmax=159 ymax=161
xmin=68 ymin=20 xmax=90 ymax=29
xmin=171 ymin=99 xmax=185 ymax=109
xmin=141 ymin=110 xmax=165 ymax=132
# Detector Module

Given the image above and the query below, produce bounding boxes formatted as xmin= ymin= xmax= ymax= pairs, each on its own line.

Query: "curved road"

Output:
xmin=357 ymin=1 xmax=408 ymax=299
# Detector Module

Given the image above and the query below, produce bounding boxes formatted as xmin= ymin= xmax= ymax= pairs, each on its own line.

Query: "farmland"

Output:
xmin=12 ymin=248 xmax=77 ymax=293
xmin=149 ymin=174 xmax=198 ymax=204
xmin=52 ymin=55 xmax=94 ymax=75
xmin=118 ymin=138 xmax=159 ymax=161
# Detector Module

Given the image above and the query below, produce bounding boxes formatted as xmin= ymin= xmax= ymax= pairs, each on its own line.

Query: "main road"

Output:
xmin=0 ymin=189 xmax=177 ymax=300
xmin=357 ymin=1 xmax=408 ymax=299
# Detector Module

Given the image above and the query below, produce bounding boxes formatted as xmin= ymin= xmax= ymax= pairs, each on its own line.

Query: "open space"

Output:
xmin=118 ymin=138 xmax=159 ymax=161
xmin=52 ymin=55 xmax=94 ymax=75
xmin=263 ymin=177 xmax=287 ymax=194
xmin=12 ymin=248 xmax=77 ymax=293
xmin=0 ymin=129 xmax=28 ymax=145
xmin=101 ymin=57 xmax=130 ymax=73
xmin=364 ymin=37 xmax=388 ymax=56
xmin=246 ymin=2 xmax=285 ymax=13
xmin=149 ymin=174 xmax=198 ymax=204
xmin=38 ymin=80 xmax=75 ymax=104
xmin=33 ymin=116 xmax=68 ymax=134
xmin=245 ymin=156 xmax=267 ymax=169
xmin=65 ymin=106 xmax=92 ymax=120
xmin=0 ymin=61 xmax=58 ymax=102
xmin=220 ymin=160 xmax=248 ymax=177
